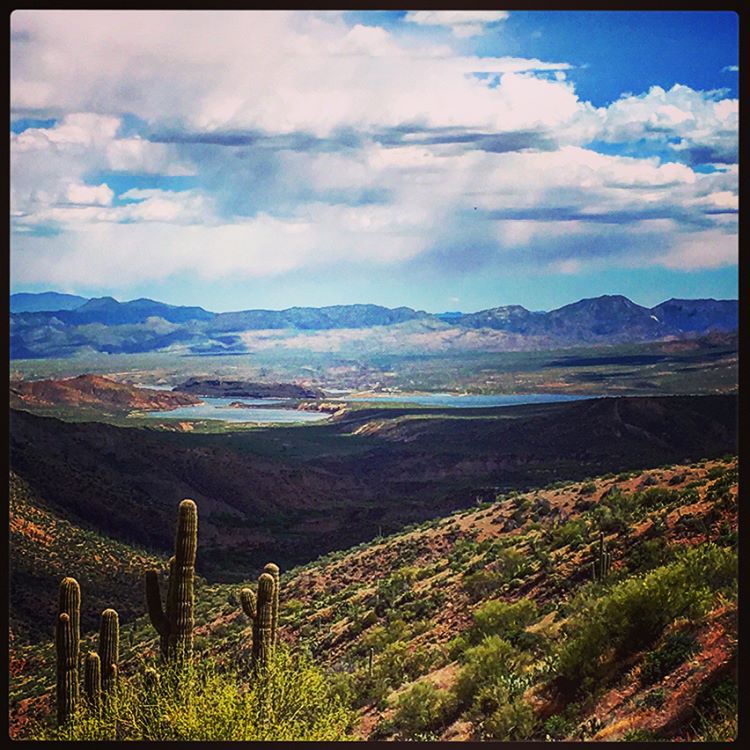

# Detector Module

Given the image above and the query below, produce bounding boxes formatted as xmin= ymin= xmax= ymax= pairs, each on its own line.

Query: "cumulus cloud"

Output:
xmin=600 ymin=84 xmax=738 ymax=164
xmin=9 ymin=10 xmax=738 ymax=292
xmin=405 ymin=10 xmax=510 ymax=37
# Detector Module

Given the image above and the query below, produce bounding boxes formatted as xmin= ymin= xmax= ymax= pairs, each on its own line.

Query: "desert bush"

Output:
xmin=462 ymin=570 xmax=505 ymax=602
xmin=36 ymin=646 xmax=353 ymax=741
xmin=627 ymin=537 xmax=675 ymax=574
xmin=468 ymin=598 xmax=538 ymax=648
xmin=548 ymin=518 xmax=588 ymax=550
xmin=452 ymin=635 xmax=535 ymax=740
xmin=556 ymin=543 xmax=736 ymax=694
xmin=690 ymin=676 xmax=737 ymax=741
xmin=384 ymin=680 xmax=454 ymax=739
xmin=640 ymin=630 xmax=699 ymax=685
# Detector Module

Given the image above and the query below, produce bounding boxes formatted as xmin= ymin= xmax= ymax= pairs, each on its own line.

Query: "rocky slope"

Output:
xmin=9 ymin=395 xmax=737 ymax=583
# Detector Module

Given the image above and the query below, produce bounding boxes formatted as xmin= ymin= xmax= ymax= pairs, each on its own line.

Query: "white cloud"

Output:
xmin=10 ymin=11 xmax=581 ymax=138
xmin=659 ymin=229 xmax=738 ymax=270
xmin=9 ymin=10 xmax=739 ymax=290
xmin=600 ymin=84 xmax=738 ymax=163
xmin=65 ymin=182 xmax=113 ymax=206
xmin=405 ymin=11 xmax=510 ymax=37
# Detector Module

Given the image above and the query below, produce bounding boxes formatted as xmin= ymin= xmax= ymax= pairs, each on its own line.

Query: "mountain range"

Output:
xmin=9 ymin=292 xmax=738 ymax=359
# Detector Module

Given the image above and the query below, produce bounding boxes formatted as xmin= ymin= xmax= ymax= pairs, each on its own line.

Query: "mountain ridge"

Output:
xmin=10 ymin=293 xmax=738 ymax=359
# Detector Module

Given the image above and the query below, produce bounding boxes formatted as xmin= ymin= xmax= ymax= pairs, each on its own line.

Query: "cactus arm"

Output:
xmin=145 ymin=570 xmax=170 ymax=637
xmin=58 ymin=577 xmax=81 ymax=651
xmin=240 ymin=588 xmax=256 ymax=620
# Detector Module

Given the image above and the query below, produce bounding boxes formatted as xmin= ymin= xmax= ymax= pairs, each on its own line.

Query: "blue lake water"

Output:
xmin=335 ymin=393 xmax=591 ymax=408
xmin=142 ymin=391 xmax=593 ymax=425
xmin=144 ymin=397 xmax=330 ymax=424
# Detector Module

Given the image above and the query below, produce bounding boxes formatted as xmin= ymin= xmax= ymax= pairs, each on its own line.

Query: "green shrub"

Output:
xmin=468 ymin=598 xmax=538 ymax=648
xmin=462 ymin=570 xmax=504 ymax=602
xmin=37 ymin=647 xmax=353 ymax=741
xmin=640 ymin=630 xmax=700 ymax=685
xmin=642 ymin=687 xmax=666 ymax=708
xmin=453 ymin=636 xmax=532 ymax=709
xmin=636 ymin=487 xmax=679 ymax=510
xmin=691 ymin=676 xmax=737 ymax=741
xmin=543 ymin=710 xmax=578 ymax=740
xmin=627 ymin=537 xmax=675 ymax=575
xmin=386 ymin=680 xmax=454 ymax=739
xmin=473 ymin=684 xmax=536 ymax=740
xmin=556 ymin=543 xmax=736 ymax=694
xmin=548 ymin=518 xmax=588 ymax=551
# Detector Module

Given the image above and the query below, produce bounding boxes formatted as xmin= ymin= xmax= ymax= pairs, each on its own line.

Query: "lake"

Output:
xmin=143 ymin=391 xmax=593 ymax=425
xmin=144 ymin=397 xmax=331 ymax=424
xmin=334 ymin=392 xmax=591 ymax=408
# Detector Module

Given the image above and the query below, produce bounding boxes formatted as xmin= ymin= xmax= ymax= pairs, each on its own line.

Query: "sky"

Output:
xmin=10 ymin=10 xmax=739 ymax=313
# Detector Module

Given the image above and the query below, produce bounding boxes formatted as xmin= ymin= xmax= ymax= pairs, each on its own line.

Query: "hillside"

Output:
xmin=9 ymin=374 xmax=201 ymax=412
xmin=9 ymin=395 xmax=737 ymax=582
xmin=9 ymin=457 xmax=737 ymax=740
xmin=10 ymin=472 xmax=161 ymax=642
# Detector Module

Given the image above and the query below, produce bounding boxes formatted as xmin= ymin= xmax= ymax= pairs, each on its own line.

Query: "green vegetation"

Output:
xmin=37 ymin=648 xmax=353 ymax=741
xmin=11 ymin=456 xmax=738 ymax=742
xmin=557 ymin=543 xmax=736 ymax=694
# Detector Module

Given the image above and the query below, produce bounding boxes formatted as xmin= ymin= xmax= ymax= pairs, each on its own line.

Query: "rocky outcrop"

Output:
xmin=10 ymin=374 xmax=201 ymax=412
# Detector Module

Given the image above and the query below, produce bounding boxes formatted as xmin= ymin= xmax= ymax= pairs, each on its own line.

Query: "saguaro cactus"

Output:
xmin=56 ymin=577 xmax=80 ymax=726
xmin=263 ymin=562 xmax=280 ymax=648
xmin=592 ymin=531 xmax=612 ymax=582
xmin=145 ymin=499 xmax=198 ymax=661
xmin=84 ymin=652 xmax=102 ymax=710
xmin=98 ymin=609 xmax=119 ymax=695
xmin=253 ymin=573 xmax=275 ymax=668
xmin=240 ymin=563 xmax=280 ymax=667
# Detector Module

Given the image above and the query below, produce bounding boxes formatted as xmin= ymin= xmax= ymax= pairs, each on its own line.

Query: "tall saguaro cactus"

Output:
xmin=263 ymin=562 xmax=280 ymax=648
xmin=145 ymin=499 xmax=198 ymax=662
xmin=56 ymin=577 xmax=81 ymax=726
xmin=98 ymin=608 xmax=119 ymax=694
xmin=253 ymin=573 xmax=276 ymax=668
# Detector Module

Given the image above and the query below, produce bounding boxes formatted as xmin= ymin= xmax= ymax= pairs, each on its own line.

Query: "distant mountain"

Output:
xmin=10 ymin=291 xmax=89 ymax=313
xmin=451 ymin=295 xmax=738 ymax=345
xmin=8 ymin=293 xmax=739 ymax=359
xmin=651 ymin=298 xmax=738 ymax=333
xmin=208 ymin=303 xmax=427 ymax=332
xmin=456 ymin=304 xmax=546 ymax=334
xmin=62 ymin=296 xmax=215 ymax=325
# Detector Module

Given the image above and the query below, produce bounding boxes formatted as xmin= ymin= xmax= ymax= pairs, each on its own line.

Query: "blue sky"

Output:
xmin=10 ymin=10 xmax=738 ymax=313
